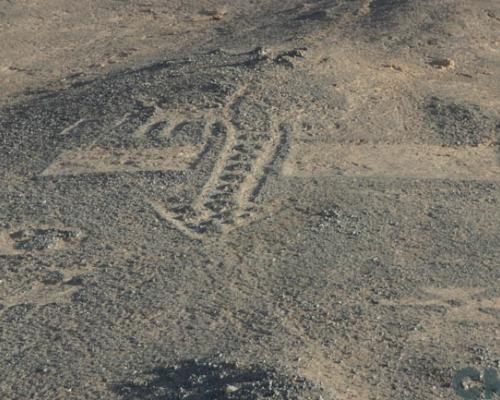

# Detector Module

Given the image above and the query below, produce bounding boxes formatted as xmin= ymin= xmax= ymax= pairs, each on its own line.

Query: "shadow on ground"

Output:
xmin=113 ymin=358 xmax=330 ymax=400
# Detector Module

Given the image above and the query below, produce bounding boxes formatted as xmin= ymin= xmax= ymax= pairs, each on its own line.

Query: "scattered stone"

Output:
xmin=383 ymin=63 xmax=403 ymax=71
xmin=65 ymin=276 xmax=85 ymax=286
xmin=274 ymin=48 xmax=308 ymax=68
xmin=429 ymin=58 xmax=455 ymax=70
xmin=114 ymin=358 xmax=332 ymax=399
xmin=42 ymin=271 xmax=64 ymax=285
xmin=225 ymin=384 xmax=239 ymax=394
xmin=201 ymin=8 xmax=228 ymax=20
xmin=9 ymin=227 xmax=81 ymax=251
xmin=280 ymin=48 xmax=308 ymax=59
xmin=425 ymin=96 xmax=499 ymax=146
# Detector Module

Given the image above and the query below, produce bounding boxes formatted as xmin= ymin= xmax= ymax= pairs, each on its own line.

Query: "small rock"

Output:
xmin=429 ymin=58 xmax=455 ymax=70
xmin=65 ymin=276 xmax=84 ymax=286
xmin=225 ymin=384 xmax=239 ymax=394
xmin=201 ymin=8 xmax=227 ymax=20
xmin=42 ymin=271 xmax=64 ymax=285
xmin=383 ymin=63 xmax=403 ymax=71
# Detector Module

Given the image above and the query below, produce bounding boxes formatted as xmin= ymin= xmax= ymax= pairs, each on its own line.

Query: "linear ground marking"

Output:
xmin=59 ymin=118 xmax=86 ymax=135
xmin=283 ymin=143 xmax=500 ymax=181
xmin=149 ymin=200 xmax=203 ymax=242
xmin=41 ymin=145 xmax=202 ymax=176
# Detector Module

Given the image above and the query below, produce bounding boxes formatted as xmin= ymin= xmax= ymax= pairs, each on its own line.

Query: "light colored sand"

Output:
xmin=41 ymin=145 xmax=202 ymax=176
xmin=283 ymin=143 xmax=500 ymax=181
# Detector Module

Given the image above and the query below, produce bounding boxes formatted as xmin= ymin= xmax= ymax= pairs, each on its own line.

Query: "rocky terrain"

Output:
xmin=0 ymin=1 xmax=499 ymax=399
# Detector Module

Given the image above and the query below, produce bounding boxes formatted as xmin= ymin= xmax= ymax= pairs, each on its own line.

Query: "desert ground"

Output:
xmin=0 ymin=1 xmax=499 ymax=399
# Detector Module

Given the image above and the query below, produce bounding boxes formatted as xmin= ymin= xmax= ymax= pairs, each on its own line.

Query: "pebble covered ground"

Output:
xmin=0 ymin=1 xmax=499 ymax=399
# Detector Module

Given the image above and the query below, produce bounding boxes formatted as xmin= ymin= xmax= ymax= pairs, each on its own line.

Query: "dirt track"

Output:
xmin=1 ymin=1 xmax=499 ymax=399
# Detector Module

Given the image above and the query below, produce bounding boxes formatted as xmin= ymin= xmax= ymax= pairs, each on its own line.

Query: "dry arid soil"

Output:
xmin=1 ymin=1 xmax=500 ymax=399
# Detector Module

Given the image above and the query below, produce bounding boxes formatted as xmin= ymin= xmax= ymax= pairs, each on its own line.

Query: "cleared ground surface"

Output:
xmin=0 ymin=1 xmax=499 ymax=399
